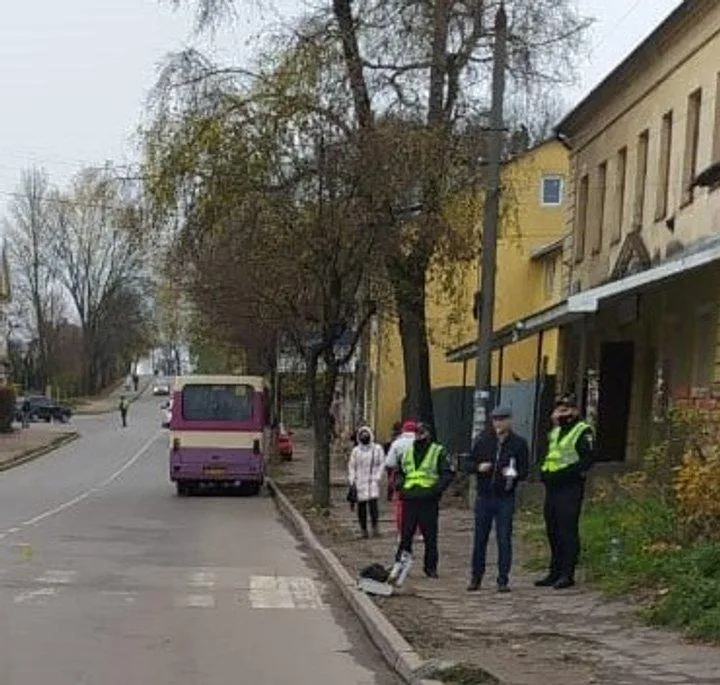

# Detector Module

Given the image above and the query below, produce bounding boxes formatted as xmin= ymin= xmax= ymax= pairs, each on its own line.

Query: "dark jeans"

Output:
xmin=395 ymin=497 xmax=439 ymax=573
xmin=357 ymin=498 xmax=379 ymax=532
xmin=471 ymin=494 xmax=515 ymax=585
xmin=544 ymin=481 xmax=585 ymax=580
xmin=121 ymin=410 xmax=127 ymax=427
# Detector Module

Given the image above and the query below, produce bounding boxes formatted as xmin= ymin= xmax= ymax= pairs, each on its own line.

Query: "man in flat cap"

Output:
xmin=467 ymin=405 xmax=529 ymax=593
xmin=535 ymin=393 xmax=595 ymax=590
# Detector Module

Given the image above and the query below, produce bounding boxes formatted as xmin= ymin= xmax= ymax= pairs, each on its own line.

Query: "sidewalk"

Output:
xmin=0 ymin=424 xmax=78 ymax=471
xmin=73 ymin=377 xmax=150 ymax=415
xmin=274 ymin=432 xmax=720 ymax=685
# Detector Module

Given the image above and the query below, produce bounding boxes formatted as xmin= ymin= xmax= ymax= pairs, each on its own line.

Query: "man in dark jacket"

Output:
xmin=467 ymin=406 xmax=529 ymax=593
xmin=535 ymin=393 xmax=594 ymax=590
xmin=394 ymin=422 xmax=454 ymax=578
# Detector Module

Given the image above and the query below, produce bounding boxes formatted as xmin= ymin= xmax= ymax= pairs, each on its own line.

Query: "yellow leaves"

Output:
xmin=675 ymin=447 xmax=720 ymax=541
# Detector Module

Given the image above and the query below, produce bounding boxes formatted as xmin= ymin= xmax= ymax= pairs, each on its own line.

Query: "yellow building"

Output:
xmin=371 ymin=139 xmax=569 ymax=451
xmin=490 ymin=0 xmax=720 ymax=464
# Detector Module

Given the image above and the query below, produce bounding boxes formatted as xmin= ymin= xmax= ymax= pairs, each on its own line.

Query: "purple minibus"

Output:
xmin=169 ymin=375 xmax=269 ymax=496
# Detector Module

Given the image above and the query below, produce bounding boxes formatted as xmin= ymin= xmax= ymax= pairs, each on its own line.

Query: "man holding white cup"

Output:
xmin=467 ymin=406 xmax=529 ymax=593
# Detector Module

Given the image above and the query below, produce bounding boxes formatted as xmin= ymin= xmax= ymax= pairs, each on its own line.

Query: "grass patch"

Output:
xmin=520 ymin=494 xmax=720 ymax=642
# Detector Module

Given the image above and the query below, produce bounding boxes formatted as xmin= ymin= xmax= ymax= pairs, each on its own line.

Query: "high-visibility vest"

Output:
xmin=401 ymin=443 xmax=442 ymax=490
xmin=541 ymin=421 xmax=591 ymax=473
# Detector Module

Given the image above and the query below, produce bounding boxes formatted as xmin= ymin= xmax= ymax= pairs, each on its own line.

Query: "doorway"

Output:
xmin=597 ymin=341 xmax=634 ymax=462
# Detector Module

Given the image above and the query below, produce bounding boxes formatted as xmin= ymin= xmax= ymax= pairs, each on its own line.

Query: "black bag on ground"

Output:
xmin=359 ymin=563 xmax=390 ymax=583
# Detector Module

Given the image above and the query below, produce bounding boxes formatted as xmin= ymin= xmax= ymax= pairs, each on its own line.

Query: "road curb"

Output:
xmin=266 ymin=477 xmax=444 ymax=685
xmin=0 ymin=431 xmax=80 ymax=473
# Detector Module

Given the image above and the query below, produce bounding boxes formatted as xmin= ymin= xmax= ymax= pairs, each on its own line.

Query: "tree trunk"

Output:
xmin=306 ymin=354 xmax=337 ymax=509
xmin=396 ymin=276 xmax=435 ymax=432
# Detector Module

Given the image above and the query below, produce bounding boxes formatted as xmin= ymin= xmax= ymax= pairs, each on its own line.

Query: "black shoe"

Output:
xmin=424 ymin=569 xmax=439 ymax=579
xmin=497 ymin=583 xmax=511 ymax=593
xmin=371 ymin=525 xmax=381 ymax=538
xmin=359 ymin=530 xmax=369 ymax=539
xmin=534 ymin=575 xmax=559 ymax=587
xmin=467 ymin=578 xmax=481 ymax=592
xmin=553 ymin=577 xmax=575 ymax=590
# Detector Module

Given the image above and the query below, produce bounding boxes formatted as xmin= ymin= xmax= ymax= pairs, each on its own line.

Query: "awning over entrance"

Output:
xmin=446 ymin=237 xmax=720 ymax=364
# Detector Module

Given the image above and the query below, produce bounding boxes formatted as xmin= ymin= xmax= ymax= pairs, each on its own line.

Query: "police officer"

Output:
xmin=394 ymin=422 xmax=454 ymax=578
xmin=535 ymin=393 xmax=594 ymax=590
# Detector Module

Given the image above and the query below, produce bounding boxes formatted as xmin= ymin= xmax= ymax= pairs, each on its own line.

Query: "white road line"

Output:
xmin=14 ymin=587 xmax=58 ymax=605
xmin=7 ymin=527 xmax=20 ymax=534
xmin=35 ymin=570 xmax=77 ymax=585
xmin=176 ymin=594 xmax=215 ymax=608
xmin=188 ymin=571 xmax=216 ymax=589
xmin=19 ymin=433 xmax=160 ymax=529
xmin=100 ymin=591 xmax=137 ymax=604
xmin=249 ymin=575 xmax=323 ymax=609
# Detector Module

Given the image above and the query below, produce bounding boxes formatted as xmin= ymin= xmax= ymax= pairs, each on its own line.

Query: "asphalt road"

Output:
xmin=0 ymin=389 xmax=400 ymax=684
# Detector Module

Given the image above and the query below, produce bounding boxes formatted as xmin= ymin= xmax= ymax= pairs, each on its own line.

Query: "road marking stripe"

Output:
xmin=188 ymin=571 xmax=215 ymax=589
xmin=19 ymin=432 xmax=160 ymax=529
xmin=100 ymin=591 xmax=137 ymax=604
xmin=35 ymin=570 xmax=76 ymax=584
xmin=249 ymin=576 xmax=324 ymax=609
xmin=14 ymin=587 xmax=58 ymax=604
xmin=176 ymin=594 xmax=215 ymax=608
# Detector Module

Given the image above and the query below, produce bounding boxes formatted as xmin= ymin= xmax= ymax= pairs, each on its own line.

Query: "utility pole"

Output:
xmin=472 ymin=4 xmax=507 ymax=445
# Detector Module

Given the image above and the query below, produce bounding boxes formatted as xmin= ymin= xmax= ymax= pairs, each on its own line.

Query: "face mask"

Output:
xmin=557 ymin=414 xmax=575 ymax=427
xmin=359 ymin=435 xmax=371 ymax=445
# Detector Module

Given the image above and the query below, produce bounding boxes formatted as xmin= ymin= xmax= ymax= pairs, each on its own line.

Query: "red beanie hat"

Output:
xmin=402 ymin=419 xmax=418 ymax=433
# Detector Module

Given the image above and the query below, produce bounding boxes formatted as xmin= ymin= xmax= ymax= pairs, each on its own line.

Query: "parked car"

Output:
xmin=153 ymin=379 xmax=171 ymax=396
xmin=17 ymin=395 xmax=72 ymax=423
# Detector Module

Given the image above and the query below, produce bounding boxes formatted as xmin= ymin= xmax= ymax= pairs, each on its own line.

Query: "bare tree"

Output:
xmin=49 ymin=168 xmax=149 ymax=393
xmin=4 ymin=169 xmax=64 ymax=391
xmin=167 ymin=0 xmax=591 ymax=429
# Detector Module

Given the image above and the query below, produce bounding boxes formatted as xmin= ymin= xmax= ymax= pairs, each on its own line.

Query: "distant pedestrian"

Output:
xmin=347 ymin=426 xmax=385 ymax=538
xmin=119 ymin=395 xmax=129 ymax=428
xmin=467 ymin=406 xmax=529 ymax=593
xmin=385 ymin=420 xmax=418 ymax=538
xmin=535 ymin=393 xmax=595 ymax=590
xmin=132 ymin=373 xmax=139 ymax=392
xmin=21 ymin=397 xmax=31 ymax=428
xmin=393 ymin=422 xmax=454 ymax=579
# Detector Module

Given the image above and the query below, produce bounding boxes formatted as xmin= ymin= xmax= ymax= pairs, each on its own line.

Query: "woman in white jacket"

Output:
xmin=348 ymin=426 xmax=384 ymax=538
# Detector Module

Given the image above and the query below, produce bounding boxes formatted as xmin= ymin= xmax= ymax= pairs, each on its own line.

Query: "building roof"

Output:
xmin=556 ymin=0 xmax=706 ymax=137
xmin=530 ymin=236 xmax=566 ymax=261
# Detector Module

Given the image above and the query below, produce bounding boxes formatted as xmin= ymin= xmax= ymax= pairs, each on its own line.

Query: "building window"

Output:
xmin=612 ymin=146 xmax=627 ymax=245
xmin=544 ymin=257 xmax=556 ymax=300
xmin=682 ymin=88 xmax=702 ymax=206
xmin=655 ymin=110 xmax=673 ymax=221
xmin=575 ymin=174 xmax=589 ymax=263
xmin=632 ymin=129 xmax=649 ymax=229
xmin=593 ymin=161 xmax=607 ymax=254
xmin=541 ymin=175 xmax=564 ymax=206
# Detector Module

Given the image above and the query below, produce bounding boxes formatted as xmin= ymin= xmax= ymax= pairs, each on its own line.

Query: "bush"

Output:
xmin=675 ymin=446 xmax=720 ymax=541
xmin=0 ymin=385 xmax=16 ymax=433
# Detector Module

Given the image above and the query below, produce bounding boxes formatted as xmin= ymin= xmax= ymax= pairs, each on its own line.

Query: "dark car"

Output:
xmin=18 ymin=396 xmax=72 ymax=423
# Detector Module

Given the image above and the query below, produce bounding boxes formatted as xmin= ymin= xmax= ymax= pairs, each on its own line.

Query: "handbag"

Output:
xmin=347 ymin=483 xmax=358 ymax=509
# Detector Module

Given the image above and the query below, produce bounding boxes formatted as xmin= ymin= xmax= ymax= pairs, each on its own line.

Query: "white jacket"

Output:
xmin=385 ymin=432 xmax=416 ymax=469
xmin=348 ymin=427 xmax=384 ymax=502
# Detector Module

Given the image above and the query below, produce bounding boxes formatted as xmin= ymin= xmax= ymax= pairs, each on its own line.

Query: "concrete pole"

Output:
xmin=469 ymin=4 xmax=507 ymax=503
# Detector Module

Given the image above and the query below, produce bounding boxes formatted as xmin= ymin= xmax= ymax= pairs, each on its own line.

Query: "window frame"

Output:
xmin=540 ymin=175 xmax=564 ymax=207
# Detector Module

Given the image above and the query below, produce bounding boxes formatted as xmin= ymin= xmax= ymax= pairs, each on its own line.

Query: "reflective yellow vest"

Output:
xmin=541 ymin=421 xmax=591 ymax=473
xmin=401 ymin=443 xmax=442 ymax=490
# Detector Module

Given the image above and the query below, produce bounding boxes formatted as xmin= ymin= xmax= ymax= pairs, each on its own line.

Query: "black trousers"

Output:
xmin=543 ymin=481 xmax=585 ymax=580
xmin=120 ymin=410 xmax=128 ymax=427
xmin=395 ymin=497 xmax=439 ymax=573
xmin=357 ymin=498 xmax=379 ymax=532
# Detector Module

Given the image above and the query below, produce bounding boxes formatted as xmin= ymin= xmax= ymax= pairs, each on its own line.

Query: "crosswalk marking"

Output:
xmin=35 ymin=570 xmax=76 ymax=585
xmin=176 ymin=594 xmax=215 ymax=608
xmin=188 ymin=571 xmax=215 ymax=589
xmin=0 ymin=568 xmax=325 ymax=611
xmin=249 ymin=575 xmax=324 ymax=609
xmin=14 ymin=587 xmax=58 ymax=605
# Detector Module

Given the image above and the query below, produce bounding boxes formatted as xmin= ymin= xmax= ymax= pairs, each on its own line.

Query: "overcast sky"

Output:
xmin=0 ymin=0 xmax=681 ymax=214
